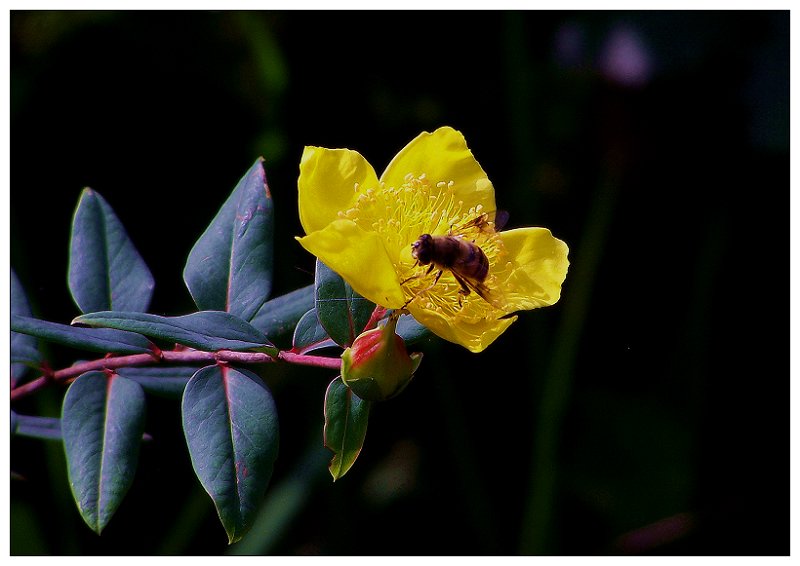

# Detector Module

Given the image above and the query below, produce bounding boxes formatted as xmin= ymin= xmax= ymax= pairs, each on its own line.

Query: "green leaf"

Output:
xmin=396 ymin=313 xmax=432 ymax=345
xmin=292 ymin=309 xmax=336 ymax=354
xmin=11 ymin=314 xmax=153 ymax=355
xmin=62 ymin=371 xmax=146 ymax=534
xmin=11 ymin=270 xmax=40 ymax=381
xmin=182 ymin=365 xmax=279 ymax=544
xmin=13 ymin=413 xmax=63 ymax=441
xmin=250 ymin=284 xmax=315 ymax=345
xmin=184 ymin=158 xmax=274 ymax=322
xmin=73 ymin=311 xmax=277 ymax=355
xmin=68 ymin=188 xmax=154 ymax=314
xmin=117 ymin=366 xmax=198 ymax=399
xmin=314 ymin=260 xmax=376 ymax=347
xmin=226 ymin=444 xmax=331 ymax=556
xmin=323 ymin=376 xmax=371 ymax=481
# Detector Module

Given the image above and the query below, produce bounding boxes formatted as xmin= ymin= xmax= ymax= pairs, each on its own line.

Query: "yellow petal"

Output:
xmin=498 ymin=227 xmax=570 ymax=311
xmin=298 ymin=146 xmax=380 ymax=234
xmin=296 ymin=219 xmax=406 ymax=309
xmin=380 ymin=127 xmax=497 ymax=215
xmin=408 ymin=304 xmax=518 ymax=353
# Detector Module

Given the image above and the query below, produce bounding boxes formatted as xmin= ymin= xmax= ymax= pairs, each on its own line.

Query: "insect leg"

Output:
xmin=401 ymin=269 xmax=445 ymax=309
xmin=451 ymin=272 xmax=473 ymax=297
xmin=400 ymin=262 xmax=421 ymax=285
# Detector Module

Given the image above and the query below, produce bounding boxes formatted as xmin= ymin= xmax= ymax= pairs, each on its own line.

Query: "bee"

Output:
xmin=405 ymin=211 xmax=508 ymax=308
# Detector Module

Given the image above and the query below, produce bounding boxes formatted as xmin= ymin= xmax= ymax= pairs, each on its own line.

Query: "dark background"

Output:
xmin=9 ymin=11 xmax=788 ymax=555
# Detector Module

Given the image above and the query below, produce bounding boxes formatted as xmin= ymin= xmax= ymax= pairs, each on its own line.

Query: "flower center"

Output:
xmin=337 ymin=174 xmax=506 ymax=321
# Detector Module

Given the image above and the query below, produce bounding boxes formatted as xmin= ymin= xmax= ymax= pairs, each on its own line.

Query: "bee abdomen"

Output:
xmin=456 ymin=241 xmax=489 ymax=281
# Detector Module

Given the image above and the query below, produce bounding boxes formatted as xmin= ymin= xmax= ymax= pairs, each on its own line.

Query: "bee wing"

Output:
xmin=450 ymin=270 xmax=506 ymax=310
xmin=492 ymin=210 xmax=509 ymax=231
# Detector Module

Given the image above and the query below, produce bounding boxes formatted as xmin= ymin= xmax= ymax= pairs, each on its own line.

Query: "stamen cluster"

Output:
xmin=338 ymin=173 xmax=507 ymax=321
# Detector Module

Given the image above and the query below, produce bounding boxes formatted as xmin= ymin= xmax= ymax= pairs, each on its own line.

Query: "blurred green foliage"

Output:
xmin=10 ymin=10 xmax=787 ymax=555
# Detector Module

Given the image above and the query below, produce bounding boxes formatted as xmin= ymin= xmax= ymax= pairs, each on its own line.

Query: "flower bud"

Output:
xmin=341 ymin=315 xmax=422 ymax=402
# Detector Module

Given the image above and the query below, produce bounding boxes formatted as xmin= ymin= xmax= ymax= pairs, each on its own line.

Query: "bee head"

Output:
xmin=411 ymin=234 xmax=433 ymax=265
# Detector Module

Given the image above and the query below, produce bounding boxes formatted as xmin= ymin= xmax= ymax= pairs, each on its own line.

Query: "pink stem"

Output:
xmin=10 ymin=348 xmax=342 ymax=402
xmin=363 ymin=305 xmax=388 ymax=332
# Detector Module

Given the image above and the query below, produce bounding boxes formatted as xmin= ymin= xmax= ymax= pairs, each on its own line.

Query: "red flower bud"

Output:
xmin=340 ymin=315 xmax=422 ymax=401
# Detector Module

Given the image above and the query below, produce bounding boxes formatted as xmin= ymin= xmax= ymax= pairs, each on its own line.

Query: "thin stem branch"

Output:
xmin=277 ymin=351 xmax=342 ymax=369
xmin=10 ymin=348 xmax=342 ymax=402
xmin=363 ymin=305 xmax=389 ymax=332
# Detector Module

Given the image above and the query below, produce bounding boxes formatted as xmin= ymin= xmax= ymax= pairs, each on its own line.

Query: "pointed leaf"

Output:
xmin=68 ymin=188 xmax=154 ymax=314
xmin=324 ymin=376 xmax=371 ymax=481
xmin=13 ymin=414 xmax=63 ymax=441
xmin=396 ymin=313 xmax=432 ymax=345
xmin=182 ymin=365 xmax=279 ymax=543
xmin=11 ymin=270 xmax=40 ymax=381
xmin=73 ymin=311 xmax=277 ymax=355
xmin=117 ymin=366 xmax=198 ymax=399
xmin=292 ymin=309 xmax=336 ymax=354
xmin=12 ymin=315 xmax=153 ymax=355
xmin=184 ymin=158 xmax=274 ymax=322
xmin=62 ymin=371 xmax=146 ymax=534
xmin=315 ymin=260 xmax=376 ymax=347
xmin=250 ymin=284 xmax=315 ymax=345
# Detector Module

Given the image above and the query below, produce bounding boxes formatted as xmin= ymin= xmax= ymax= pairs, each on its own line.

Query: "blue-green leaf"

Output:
xmin=315 ymin=260 xmax=376 ymax=347
xmin=292 ymin=309 xmax=336 ymax=354
xmin=73 ymin=311 xmax=277 ymax=355
xmin=11 ymin=315 xmax=153 ymax=355
xmin=117 ymin=366 xmax=199 ymax=399
xmin=182 ymin=365 xmax=279 ymax=544
xmin=62 ymin=371 xmax=146 ymax=534
xmin=13 ymin=413 xmax=62 ymax=441
xmin=184 ymin=159 xmax=274 ymax=322
xmin=250 ymin=284 xmax=315 ymax=345
xmin=324 ymin=376 xmax=371 ymax=481
xmin=68 ymin=188 xmax=154 ymax=314
xmin=11 ymin=270 xmax=40 ymax=381
xmin=396 ymin=313 xmax=432 ymax=345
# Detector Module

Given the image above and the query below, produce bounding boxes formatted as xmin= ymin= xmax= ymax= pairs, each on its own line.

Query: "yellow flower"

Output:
xmin=296 ymin=126 xmax=569 ymax=353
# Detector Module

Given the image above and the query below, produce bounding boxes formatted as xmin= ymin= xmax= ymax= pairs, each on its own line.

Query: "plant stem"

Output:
xmin=10 ymin=348 xmax=342 ymax=402
xmin=363 ymin=305 xmax=388 ymax=332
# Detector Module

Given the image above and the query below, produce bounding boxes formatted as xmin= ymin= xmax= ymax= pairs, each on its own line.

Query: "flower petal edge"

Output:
xmin=298 ymin=146 xmax=380 ymax=235
xmin=296 ymin=219 xmax=406 ymax=309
